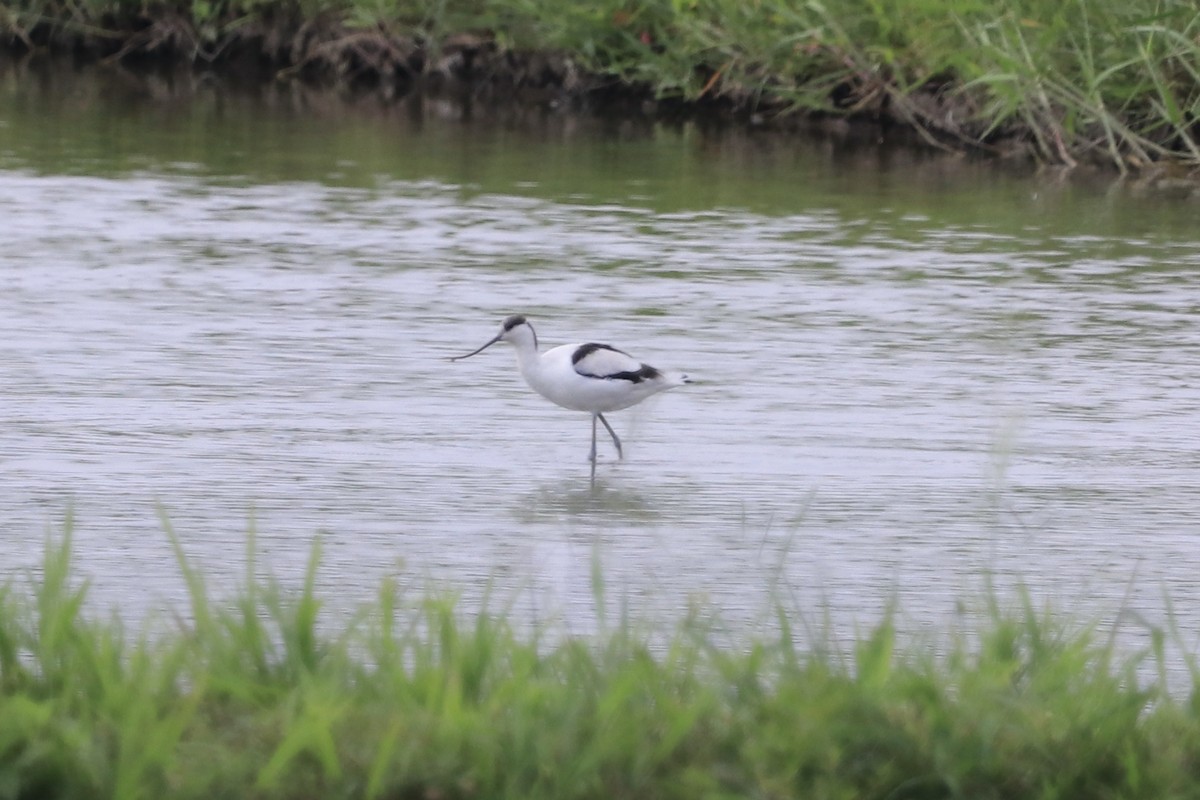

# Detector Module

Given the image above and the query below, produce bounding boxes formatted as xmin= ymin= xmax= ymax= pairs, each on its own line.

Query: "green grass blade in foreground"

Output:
xmin=6 ymin=522 xmax=1200 ymax=797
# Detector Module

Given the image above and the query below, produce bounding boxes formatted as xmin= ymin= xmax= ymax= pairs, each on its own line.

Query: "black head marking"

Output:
xmin=501 ymin=315 xmax=535 ymax=348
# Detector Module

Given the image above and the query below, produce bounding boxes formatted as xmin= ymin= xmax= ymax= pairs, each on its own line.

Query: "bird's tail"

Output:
xmin=668 ymin=371 xmax=693 ymax=386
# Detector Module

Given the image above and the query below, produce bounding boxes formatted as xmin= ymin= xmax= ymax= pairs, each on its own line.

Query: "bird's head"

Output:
xmin=450 ymin=314 xmax=538 ymax=361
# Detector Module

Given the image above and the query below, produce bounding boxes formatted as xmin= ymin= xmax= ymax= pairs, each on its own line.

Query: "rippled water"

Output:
xmin=3 ymin=60 xmax=1200 ymax=655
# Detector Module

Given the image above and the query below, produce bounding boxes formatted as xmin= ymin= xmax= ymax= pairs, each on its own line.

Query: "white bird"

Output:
xmin=451 ymin=315 xmax=691 ymax=472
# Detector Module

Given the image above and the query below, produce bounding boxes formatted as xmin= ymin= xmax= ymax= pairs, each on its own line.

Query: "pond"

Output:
xmin=2 ymin=56 xmax=1200 ymax=657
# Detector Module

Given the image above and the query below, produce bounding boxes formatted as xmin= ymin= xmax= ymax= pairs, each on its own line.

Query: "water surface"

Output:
xmin=3 ymin=58 xmax=1200 ymax=658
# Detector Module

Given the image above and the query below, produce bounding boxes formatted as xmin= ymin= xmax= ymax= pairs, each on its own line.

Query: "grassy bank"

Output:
xmin=3 ymin=525 xmax=1200 ymax=798
xmin=2 ymin=0 xmax=1199 ymax=170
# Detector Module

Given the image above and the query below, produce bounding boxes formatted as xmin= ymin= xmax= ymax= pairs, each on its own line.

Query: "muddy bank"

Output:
xmin=1 ymin=14 xmax=1032 ymax=159
xmin=3 ymin=8 xmax=1199 ymax=177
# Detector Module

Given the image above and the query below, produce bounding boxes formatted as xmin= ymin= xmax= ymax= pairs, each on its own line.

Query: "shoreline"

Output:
xmin=4 ymin=0 xmax=1198 ymax=173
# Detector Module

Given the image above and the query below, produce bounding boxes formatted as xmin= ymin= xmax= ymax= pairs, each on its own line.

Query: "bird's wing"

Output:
xmin=572 ymin=343 xmax=660 ymax=382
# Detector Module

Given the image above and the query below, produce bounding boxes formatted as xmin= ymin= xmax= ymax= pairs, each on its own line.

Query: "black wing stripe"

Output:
xmin=571 ymin=342 xmax=625 ymax=363
xmin=603 ymin=365 xmax=660 ymax=383
xmin=572 ymin=342 xmax=662 ymax=383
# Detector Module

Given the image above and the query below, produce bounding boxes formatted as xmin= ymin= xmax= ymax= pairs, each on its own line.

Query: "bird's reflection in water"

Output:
xmin=513 ymin=473 xmax=693 ymax=527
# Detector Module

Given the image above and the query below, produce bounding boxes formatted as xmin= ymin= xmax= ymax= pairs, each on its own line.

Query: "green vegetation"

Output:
xmin=2 ymin=0 xmax=1199 ymax=169
xmin=4 ymin=523 xmax=1200 ymax=799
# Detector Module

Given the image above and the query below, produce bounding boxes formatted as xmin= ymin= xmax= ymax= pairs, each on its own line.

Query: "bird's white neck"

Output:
xmin=512 ymin=339 xmax=542 ymax=381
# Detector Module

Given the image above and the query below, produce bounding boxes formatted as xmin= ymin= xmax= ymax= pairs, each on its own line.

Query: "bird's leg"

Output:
xmin=589 ymin=414 xmax=598 ymax=464
xmin=597 ymin=413 xmax=623 ymax=460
